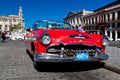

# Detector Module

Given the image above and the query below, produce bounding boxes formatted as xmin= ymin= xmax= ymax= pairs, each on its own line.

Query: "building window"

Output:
xmin=101 ymin=15 xmax=104 ymax=22
xmin=112 ymin=23 xmax=115 ymax=28
xmin=83 ymin=20 xmax=86 ymax=24
xmin=86 ymin=19 xmax=88 ymax=25
xmin=118 ymin=11 xmax=120 ymax=20
xmin=5 ymin=25 xmax=7 ymax=30
xmin=112 ymin=12 xmax=115 ymax=21
xmin=10 ymin=20 xmax=12 ymax=22
xmin=95 ymin=17 xmax=97 ymax=23
xmin=13 ymin=19 xmax=16 ymax=22
xmin=0 ymin=25 xmax=2 ymax=30
xmin=92 ymin=18 xmax=94 ymax=24
xmin=117 ymin=22 xmax=120 ymax=28
xmin=107 ymin=24 xmax=110 ymax=29
xmin=107 ymin=14 xmax=110 ymax=21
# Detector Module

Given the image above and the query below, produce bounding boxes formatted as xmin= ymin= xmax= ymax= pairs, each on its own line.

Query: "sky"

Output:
xmin=0 ymin=0 xmax=116 ymax=29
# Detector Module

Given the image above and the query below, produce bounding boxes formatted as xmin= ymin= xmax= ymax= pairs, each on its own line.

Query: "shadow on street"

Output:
xmin=35 ymin=62 xmax=104 ymax=72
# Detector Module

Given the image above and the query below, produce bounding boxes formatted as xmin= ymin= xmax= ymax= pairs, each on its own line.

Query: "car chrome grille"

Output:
xmin=46 ymin=44 xmax=101 ymax=56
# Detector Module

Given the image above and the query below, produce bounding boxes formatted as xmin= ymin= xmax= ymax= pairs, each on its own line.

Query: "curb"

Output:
xmin=102 ymin=62 xmax=120 ymax=74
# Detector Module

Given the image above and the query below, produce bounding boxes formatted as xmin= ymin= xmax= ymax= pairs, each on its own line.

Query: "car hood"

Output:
xmin=33 ymin=29 xmax=102 ymax=46
xmin=46 ymin=29 xmax=102 ymax=46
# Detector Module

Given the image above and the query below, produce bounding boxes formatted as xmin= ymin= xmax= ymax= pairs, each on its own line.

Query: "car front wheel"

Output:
xmin=33 ymin=54 xmax=40 ymax=70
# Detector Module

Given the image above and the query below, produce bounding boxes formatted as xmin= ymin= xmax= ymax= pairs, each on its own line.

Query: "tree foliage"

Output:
xmin=10 ymin=25 xmax=22 ymax=31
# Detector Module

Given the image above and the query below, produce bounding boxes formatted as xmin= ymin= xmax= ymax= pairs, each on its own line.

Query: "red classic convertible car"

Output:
xmin=25 ymin=20 xmax=109 ymax=68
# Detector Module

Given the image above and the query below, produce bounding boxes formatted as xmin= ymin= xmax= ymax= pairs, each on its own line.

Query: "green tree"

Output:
xmin=10 ymin=25 xmax=22 ymax=31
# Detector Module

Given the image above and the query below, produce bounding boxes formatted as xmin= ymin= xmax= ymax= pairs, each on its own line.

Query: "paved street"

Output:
xmin=0 ymin=41 xmax=120 ymax=80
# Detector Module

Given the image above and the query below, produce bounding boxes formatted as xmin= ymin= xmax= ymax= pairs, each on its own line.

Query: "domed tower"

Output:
xmin=18 ymin=6 xmax=24 ymax=28
xmin=18 ymin=6 xmax=23 ymax=17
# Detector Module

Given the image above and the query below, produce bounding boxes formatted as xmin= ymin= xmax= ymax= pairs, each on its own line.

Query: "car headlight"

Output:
xmin=41 ymin=34 xmax=51 ymax=45
xmin=102 ymin=38 xmax=109 ymax=46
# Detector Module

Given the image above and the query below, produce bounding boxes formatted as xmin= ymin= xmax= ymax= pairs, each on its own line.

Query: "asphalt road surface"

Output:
xmin=0 ymin=40 xmax=120 ymax=80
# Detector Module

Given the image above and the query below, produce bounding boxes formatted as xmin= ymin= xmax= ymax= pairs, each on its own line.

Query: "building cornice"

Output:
xmin=83 ymin=5 xmax=120 ymax=18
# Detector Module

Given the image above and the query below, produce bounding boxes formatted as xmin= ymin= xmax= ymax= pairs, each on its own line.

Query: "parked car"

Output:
xmin=10 ymin=30 xmax=25 ymax=40
xmin=11 ymin=35 xmax=24 ymax=40
xmin=25 ymin=20 xmax=109 ymax=69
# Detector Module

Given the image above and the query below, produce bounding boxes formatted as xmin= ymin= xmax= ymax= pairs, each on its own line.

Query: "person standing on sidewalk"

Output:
xmin=26 ymin=26 xmax=32 ymax=32
xmin=1 ymin=31 xmax=6 ymax=42
xmin=78 ymin=24 xmax=85 ymax=32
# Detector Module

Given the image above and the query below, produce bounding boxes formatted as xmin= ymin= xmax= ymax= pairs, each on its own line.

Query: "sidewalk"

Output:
xmin=104 ymin=41 xmax=120 ymax=69
xmin=108 ymin=41 xmax=120 ymax=48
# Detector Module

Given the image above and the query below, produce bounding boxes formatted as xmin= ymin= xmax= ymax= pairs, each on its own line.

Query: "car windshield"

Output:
xmin=33 ymin=20 xmax=73 ymax=30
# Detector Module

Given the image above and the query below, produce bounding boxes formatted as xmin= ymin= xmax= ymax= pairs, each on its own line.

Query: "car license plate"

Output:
xmin=76 ymin=52 xmax=89 ymax=60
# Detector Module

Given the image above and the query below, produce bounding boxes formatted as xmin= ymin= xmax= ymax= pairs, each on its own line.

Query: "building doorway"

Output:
xmin=99 ymin=27 xmax=105 ymax=35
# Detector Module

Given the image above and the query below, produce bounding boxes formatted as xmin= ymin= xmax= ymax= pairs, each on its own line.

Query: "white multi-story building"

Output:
xmin=83 ymin=0 xmax=120 ymax=41
xmin=64 ymin=10 xmax=93 ymax=29
xmin=64 ymin=0 xmax=120 ymax=41
xmin=0 ymin=6 xmax=24 ymax=32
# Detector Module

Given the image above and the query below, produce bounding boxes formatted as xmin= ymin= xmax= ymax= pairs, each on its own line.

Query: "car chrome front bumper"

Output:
xmin=34 ymin=53 xmax=109 ymax=62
